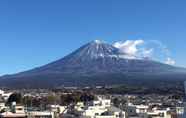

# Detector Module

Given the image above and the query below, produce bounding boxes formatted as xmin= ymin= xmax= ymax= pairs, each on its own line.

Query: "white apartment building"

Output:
xmin=127 ymin=103 xmax=149 ymax=114
xmin=0 ymin=89 xmax=12 ymax=101
xmin=147 ymin=109 xmax=171 ymax=118
xmin=82 ymin=96 xmax=126 ymax=118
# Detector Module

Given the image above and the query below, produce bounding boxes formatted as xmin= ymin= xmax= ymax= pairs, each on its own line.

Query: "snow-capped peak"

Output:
xmin=94 ymin=40 xmax=102 ymax=43
xmin=93 ymin=40 xmax=103 ymax=44
xmin=72 ymin=40 xmax=145 ymax=60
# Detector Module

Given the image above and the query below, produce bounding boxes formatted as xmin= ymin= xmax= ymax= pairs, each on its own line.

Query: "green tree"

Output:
xmin=7 ymin=93 xmax=22 ymax=106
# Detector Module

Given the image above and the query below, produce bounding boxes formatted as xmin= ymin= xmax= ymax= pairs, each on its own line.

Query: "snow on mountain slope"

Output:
xmin=0 ymin=40 xmax=186 ymax=88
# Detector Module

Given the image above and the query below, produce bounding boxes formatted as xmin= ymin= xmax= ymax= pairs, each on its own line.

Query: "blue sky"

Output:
xmin=0 ymin=0 xmax=186 ymax=75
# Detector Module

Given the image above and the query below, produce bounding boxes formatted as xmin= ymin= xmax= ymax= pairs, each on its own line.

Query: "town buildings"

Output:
xmin=0 ymin=89 xmax=185 ymax=118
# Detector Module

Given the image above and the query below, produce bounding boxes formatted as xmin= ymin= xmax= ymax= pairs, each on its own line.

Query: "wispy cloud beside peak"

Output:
xmin=113 ymin=39 xmax=144 ymax=56
xmin=113 ymin=39 xmax=176 ymax=65
xmin=165 ymin=57 xmax=175 ymax=65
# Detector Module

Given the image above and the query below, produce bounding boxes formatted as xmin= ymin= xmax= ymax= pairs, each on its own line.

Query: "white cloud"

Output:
xmin=140 ymin=48 xmax=154 ymax=58
xmin=113 ymin=39 xmax=153 ymax=59
xmin=165 ymin=58 xmax=175 ymax=65
xmin=113 ymin=40 xmax=144 ymax=56
xmin=149 ymin=40 xmax=170 ymax=56
xmin=113 ymin=39 xmax=176 ymax=65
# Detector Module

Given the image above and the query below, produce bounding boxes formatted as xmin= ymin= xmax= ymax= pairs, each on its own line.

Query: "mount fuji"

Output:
xmin=0 ymin=40 xmax=186 ymax=88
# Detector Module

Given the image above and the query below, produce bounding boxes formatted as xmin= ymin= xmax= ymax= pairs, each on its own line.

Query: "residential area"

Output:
xmin=0 ymin=88 xmax=185 ymax=118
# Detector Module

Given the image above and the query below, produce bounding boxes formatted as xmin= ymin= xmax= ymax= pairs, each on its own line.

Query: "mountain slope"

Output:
xmin=0 ymin=40 xmax=186 ymax=88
